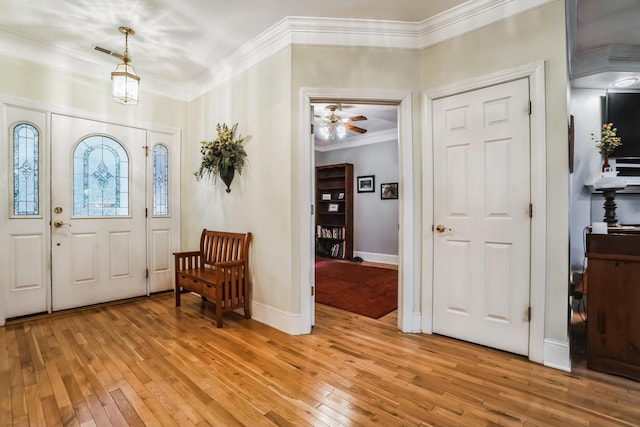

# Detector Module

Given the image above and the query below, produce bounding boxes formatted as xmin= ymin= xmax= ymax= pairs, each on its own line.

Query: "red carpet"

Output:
xmin=315 ymin=259 xmax=398 ymax=319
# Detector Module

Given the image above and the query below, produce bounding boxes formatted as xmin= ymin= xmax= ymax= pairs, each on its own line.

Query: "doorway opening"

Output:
xmin=299 ymin=88 xmax=415 ymax=334
xmin=312 ymin=102 xmax=399 ymax=321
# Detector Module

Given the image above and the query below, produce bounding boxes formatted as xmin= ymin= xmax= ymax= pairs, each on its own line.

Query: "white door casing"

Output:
xmin=51 ymin=114 xmax=147 ymax=310
xmin=300 ymin=88 xmax=415 ymax=334
xmin=432 ymin=78 xmax=531 ymax=356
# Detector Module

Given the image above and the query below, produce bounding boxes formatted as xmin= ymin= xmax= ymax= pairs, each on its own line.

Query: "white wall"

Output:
xmin=569 ymin=88 xmax=606 ymax=270
xmin=570 ymin=88 xmax=640 ymax=271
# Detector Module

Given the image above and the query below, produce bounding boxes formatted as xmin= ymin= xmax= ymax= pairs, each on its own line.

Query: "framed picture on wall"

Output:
xmin=381 ymin=182 xmax=398 ymax=200
xmin=357 ymin=175 xmax=375 ymax=193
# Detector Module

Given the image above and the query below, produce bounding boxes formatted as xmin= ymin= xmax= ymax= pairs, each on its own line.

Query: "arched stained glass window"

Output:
xmin=13 ymin=123 xmax=39 ymax=216
xmin=153 ymin=144 xmax=169 ymax=216
xmin=73 ymin=135 xmax=129 ymax=216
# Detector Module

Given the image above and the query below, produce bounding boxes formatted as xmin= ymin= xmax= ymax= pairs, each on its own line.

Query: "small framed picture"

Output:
xmin=321 ymin=193 xmax=331 ymax=201
xmin=357 ymin=175 xmax=375 ymax=193
xmin=328 ymin=203 xmax=339 ymax=212
xmin=381 ymin=182 xmax=398 ymax=200
xmin=337 ymin=192 xmax=345 ymax=200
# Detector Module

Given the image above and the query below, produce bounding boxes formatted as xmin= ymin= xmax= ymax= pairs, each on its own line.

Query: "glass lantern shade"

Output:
xmin=111 ymin=63 xmax=140 ymax=105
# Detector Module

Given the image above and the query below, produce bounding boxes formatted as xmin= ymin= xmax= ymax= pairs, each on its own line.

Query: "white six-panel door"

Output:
xmin=432 ymin=78 xmax=531 ymax=356
xmin=50 ymin=114 xmax=147 ymax=310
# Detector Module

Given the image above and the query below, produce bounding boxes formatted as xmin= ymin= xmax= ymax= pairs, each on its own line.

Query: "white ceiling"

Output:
xmin=0 ymin=0 xmax=466 ymax=87
xmin=312 ymin=103 xmax=398 ymax=152
xmin=1 ymin=1 xmax=637 ymax=91
xmin=569 ymin=0 xmax=640 ymax=90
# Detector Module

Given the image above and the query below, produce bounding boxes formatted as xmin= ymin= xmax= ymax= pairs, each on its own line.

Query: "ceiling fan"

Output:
xmin=316 ymin=105 xmax=367 ymax=140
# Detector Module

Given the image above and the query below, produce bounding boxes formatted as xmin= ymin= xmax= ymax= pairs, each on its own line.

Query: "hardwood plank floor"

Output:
xmin=1 ymin=293 xmax=639 ymax=426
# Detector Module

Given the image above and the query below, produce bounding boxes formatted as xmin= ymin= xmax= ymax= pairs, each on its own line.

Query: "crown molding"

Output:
xmin=418 ymin=0 xmax=556 ymax=47
xmin=571 ymin=44 xmax=640 ymax=81
xmin=188 ymin=0 xmax=556 ymax=101
xmin=0 ymin=0 xmax=556 ymax=103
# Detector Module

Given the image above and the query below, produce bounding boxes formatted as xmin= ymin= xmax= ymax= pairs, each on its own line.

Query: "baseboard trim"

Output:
xmin=543 ymin=338 xmax=571 ymax=372
xmin=251 ymin=301 xmax=309 ymax=335
xmin=408 ymin=311 xmax=422 ymax=333
xmin=354 ymin=251 xmax=398 ymax=265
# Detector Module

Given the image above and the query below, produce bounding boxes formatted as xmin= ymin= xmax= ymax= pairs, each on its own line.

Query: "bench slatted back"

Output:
xmin=200 ymin=229 xmax=251 ymax=267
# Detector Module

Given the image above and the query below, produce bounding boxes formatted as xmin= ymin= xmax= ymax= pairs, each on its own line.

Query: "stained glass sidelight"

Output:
xmin=153 ymin=144 xmax=169 ymax=216
xmin=73 ymin=136 xmax=129 ymax=216
xmin=13 ymin=123 xmax=39 ymax=216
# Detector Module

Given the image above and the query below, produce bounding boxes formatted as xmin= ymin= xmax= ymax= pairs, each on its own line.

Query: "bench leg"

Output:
xmin=244 ymin=298 xmax=251 ymax=319
xmin=175 ymin=285 xmax=181 ymax=306
xmin=215 ymin=308 xmax=223 ymax=328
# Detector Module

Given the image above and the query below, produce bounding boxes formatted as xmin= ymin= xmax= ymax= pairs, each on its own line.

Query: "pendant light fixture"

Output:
xmin=111 ymin=26 xmax=140 ymax=105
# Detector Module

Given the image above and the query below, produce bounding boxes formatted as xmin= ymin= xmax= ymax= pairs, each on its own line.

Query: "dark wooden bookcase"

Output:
xmin=315 ymin=163 xmax=353 ymax=260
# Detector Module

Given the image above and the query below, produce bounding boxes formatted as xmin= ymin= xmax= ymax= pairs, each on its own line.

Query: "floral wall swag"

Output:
xmin=195 ymin=123 xmax=248 ymax=183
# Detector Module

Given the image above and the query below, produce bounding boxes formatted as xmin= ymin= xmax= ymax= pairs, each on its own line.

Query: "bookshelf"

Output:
xmin=315 ymin=163 xmax=353 ymax=260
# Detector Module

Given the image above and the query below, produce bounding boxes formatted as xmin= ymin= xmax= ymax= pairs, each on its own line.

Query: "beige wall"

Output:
xmin=184 ymin=48 xmax=293 ymax=311
xmin=419 ymin=0 xmax=569 ymax=342
xmin=0 ymin=54 xmax=186 ymax=129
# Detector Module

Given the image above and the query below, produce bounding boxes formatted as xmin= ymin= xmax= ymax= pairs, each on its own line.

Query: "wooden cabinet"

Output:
xmin=586 ymin=232 xmax=640 ymax=381
xmin=315 ymin=163 xmax=353 ymax=260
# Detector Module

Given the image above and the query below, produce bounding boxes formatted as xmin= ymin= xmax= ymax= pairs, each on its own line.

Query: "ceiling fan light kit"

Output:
xmin=111 ymin=26 xmax=140 ymax=105
xmin=318 ymin=105 xmax=367 ymax=140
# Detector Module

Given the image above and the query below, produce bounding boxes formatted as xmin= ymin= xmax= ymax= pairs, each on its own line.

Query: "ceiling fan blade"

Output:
xmin=344 ymin=115 xmax=367 ymax=122
xmin=344 ymin=124 xmax=367 ymax=134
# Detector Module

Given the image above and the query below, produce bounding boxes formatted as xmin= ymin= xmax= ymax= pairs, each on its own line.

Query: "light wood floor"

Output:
xmin=2 ymin=293 xmax=639 ymax=426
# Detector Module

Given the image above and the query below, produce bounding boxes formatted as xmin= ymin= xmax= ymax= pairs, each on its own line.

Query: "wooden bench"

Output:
xmin=174 ymin=229 xmax=252 ymax=327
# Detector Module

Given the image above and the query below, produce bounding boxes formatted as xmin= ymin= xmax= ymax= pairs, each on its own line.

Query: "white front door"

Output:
xmin=51 ymin=114 xmax=147 ymax=310
xmin=432 ymin=78 xmax=531 ymax=356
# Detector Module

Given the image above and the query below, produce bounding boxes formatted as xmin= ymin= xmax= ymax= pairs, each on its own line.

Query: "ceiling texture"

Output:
xmin=0 ymin=0 xmax=466 ymax=99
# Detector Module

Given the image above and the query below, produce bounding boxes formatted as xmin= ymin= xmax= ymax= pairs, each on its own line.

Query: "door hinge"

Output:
xmin=144 ymin=145 xmax=149 ymax=157
xmin=527 ymin=100 xmax=532 ymax=115
xmin=146 ymin=268 xmax=149 ymax=279
xmin=311 ymin=123 xmax=314 ymax=134
xmin=528 ymin=203 xmax=533 ymax=218
xmin=311 ymin=205 xmax=314 ymax=215
xmin=145 ymin=207 xmax=148 ymax=218
xmin=525 ymin=306 xmax=531 ymax=322
xmin=311 ymin=286 xmax=314 ymax=296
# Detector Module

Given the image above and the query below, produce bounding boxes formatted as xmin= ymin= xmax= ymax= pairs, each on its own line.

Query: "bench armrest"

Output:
xmin=174 ymin=251 xmax=202 ymax=270
xmin=215 ymin=259 xmax=245 ymax=268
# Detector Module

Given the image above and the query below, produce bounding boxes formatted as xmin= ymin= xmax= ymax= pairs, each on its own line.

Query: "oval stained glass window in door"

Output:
xmin=73 ymin=135 xmax=129 ymax=216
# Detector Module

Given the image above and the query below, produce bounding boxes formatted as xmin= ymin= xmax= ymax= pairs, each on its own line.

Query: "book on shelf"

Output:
xmin=316 ymin=225 xmax=346 ymax=239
